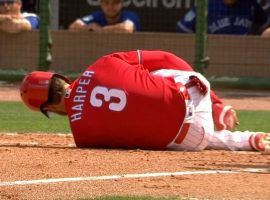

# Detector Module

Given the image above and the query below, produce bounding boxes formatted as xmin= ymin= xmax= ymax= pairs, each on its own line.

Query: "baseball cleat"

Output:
xmin=249 ymin=133 xmax=270 ymax=154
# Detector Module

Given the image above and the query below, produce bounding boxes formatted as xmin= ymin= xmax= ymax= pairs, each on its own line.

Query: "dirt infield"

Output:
xmin=1 ymin=85 xmax=270 ymax=200
xmin=1 ymin=134 xmax=270 ymax=200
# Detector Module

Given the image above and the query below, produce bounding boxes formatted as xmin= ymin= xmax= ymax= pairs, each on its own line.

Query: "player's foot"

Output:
xmin=212 ymin=103 xmax=239 ymax=131
xmin=249 ymin=133 xmax=270 ymax=154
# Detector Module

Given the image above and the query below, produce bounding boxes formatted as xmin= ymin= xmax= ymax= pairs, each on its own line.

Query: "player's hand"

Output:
xmin=87 ymin=23 xmax=102 ymax=32
xmin=213 ymin=103 xmax=239 ymax=131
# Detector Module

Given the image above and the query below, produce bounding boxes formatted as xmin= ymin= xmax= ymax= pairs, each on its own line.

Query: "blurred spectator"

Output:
xmin=176 ymin=0 xmax=270 ymax=35
xmin=0 ymin=0 xmax=39 ymax=33
xmin=68 ymin=0 xmax=140 ymax=33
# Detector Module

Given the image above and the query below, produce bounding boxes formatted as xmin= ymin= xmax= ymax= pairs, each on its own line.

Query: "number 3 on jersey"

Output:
xmin=90 ymin=86 xmax=127 ymax=111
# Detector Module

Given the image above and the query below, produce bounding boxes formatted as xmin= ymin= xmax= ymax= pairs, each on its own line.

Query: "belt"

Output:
xmin=174 ymin=82 xmax=191 ymax=145
xmin=172 ymin=75 xmax=208 ymax=145
xmin=175 ymin=82 xmax=190 ymax=100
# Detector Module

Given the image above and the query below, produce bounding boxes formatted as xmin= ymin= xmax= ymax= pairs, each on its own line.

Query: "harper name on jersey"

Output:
xmin=66 ymin=70 xmax=95 ymax=123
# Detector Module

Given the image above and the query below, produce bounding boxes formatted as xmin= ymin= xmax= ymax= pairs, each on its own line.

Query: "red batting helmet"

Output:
xmin=20 ymin=71 xmax=71 ymax=112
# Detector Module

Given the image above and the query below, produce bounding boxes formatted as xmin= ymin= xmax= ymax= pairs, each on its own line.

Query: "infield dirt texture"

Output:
xmin=0 ymin=85 xmax=270 ymax=200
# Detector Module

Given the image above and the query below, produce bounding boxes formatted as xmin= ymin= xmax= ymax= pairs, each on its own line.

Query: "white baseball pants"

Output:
xmin=151 ymin=69 xmax=255 ymax=151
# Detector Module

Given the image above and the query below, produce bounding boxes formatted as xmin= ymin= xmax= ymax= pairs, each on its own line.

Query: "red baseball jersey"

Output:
xmin=64 ymin=50 xmax=187 ymax=149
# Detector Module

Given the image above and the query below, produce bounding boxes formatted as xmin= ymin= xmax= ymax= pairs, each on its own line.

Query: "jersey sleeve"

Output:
xmin=22 ymin=13 xmax=40 ymax=29
xmin=109 ymin=50 xmax=193 ymax=71
xmin=81 ymin=11 xmax=101 ymax=25
xmin=121 ymin=11 xmax=141 ymax=31
xmin=176 ymin=8 xmax=196 ymax=33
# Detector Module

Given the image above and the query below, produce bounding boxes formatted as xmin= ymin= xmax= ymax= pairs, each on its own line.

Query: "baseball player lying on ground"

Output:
xmin=20 ymin=50 xmax=270 ymax=153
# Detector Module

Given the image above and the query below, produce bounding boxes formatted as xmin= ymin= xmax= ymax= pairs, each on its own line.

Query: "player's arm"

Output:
xmin=96 ymin=11 xmax=139 ymax=33
xmin=108 ymin=50 xmax=193 ymax=71
xmin=0 ymin=15 xmax=32 ymax=33
xmin=98 ymin=20 xmax=135 ymax=33
xmin=69 ymin=12 xmax=103 ymax=32
xmin=23 ymin=14 xmax=40 ymax=30
xmin=69 ymin=19 xmax=102 ymax=32
xmin=0 ymin=14 xmax=11 ymax=23
xmin=69 ymin=19 xmax=89 ymax=31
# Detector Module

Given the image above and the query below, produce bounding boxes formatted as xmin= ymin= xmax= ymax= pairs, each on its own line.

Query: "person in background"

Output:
xmin=176 ymin=0 xmax=270 ymax=35
xmin=0 ymin=0 xmax=39 ymax=33
xmin=68 ymin=0 xmax=140 ymax=33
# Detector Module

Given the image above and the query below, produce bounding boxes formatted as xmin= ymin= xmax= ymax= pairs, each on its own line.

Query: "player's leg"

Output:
xmin=172 ymin=108 xmax=214 ymax=151
xmin=207 ymin=130 xmax=270 ymax=152
xmin=167 ymin=72 xmax=215 ymax=151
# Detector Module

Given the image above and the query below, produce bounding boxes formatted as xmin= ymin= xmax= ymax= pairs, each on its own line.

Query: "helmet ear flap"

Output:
xmin=40 ymin=103 xmax=51 ymax=118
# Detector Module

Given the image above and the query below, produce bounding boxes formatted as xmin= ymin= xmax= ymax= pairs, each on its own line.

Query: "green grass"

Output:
xmin=0 ymin=101 xmax=269 ymax=133
xmin=0 ymin=101 xmax=70 ymax=133
xmin=235 ymin=110 xmax=270 ymax=132
xmin=0 ymin=69 xmax=80 ymax=82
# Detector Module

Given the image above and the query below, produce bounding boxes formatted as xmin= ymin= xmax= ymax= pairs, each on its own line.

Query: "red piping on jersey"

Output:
xmin=173 ymin=75 xmax=207 ymax=145
xmin=173 ymin=82 xmax=191 ymax=144
xmin=174 ymin=123 xmax=190 ymax=144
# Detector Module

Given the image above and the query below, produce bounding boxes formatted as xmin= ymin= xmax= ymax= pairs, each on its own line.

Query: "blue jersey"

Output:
xmin=176 ymin=0 xmax=270 ymax=35
xmin=81 ymin=10 xmax=141 ymax=31
xmin=22 ymin=12 xmax=40 ymax=29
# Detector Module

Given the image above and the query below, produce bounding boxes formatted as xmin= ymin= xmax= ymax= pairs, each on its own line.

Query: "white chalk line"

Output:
xmin=0 ymin=170 xmax=237 ymax=187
